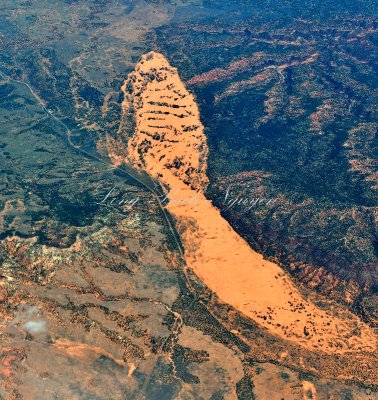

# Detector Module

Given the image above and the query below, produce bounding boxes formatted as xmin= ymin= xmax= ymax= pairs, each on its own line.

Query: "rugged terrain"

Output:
xmin=0 ymin=0 xmax=377 ymax=399
xmin=151 ymin=3 xmax=378 ymax=316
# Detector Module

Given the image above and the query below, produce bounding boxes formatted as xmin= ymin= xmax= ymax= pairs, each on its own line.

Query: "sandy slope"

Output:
xmin=112 ymin=51 xmax=377 ymax=353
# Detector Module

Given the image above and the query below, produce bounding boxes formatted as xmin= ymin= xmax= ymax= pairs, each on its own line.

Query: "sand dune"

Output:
xmin=112 ymin=51 xmax=377 ymax=353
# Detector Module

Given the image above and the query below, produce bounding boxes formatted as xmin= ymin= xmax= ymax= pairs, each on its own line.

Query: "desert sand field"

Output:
xmin=113 ymin=51 xmax=377 ymax=354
